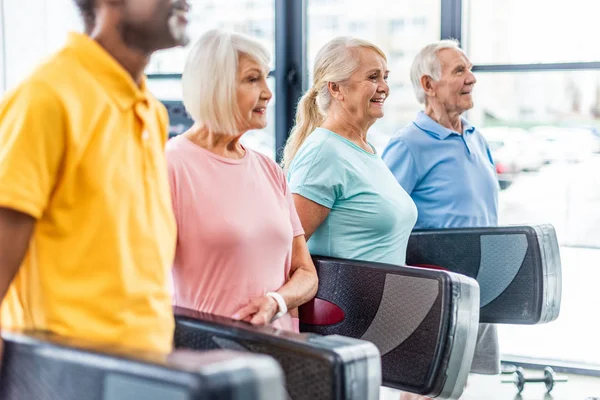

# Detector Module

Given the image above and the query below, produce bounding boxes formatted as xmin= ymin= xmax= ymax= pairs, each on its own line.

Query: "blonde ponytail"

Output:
xmin=281 ymin=36 xmax=387 ymax=171
xmin=281 ymin=88 xmax=324 ymax=171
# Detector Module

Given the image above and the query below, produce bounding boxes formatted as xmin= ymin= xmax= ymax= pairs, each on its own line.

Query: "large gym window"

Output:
xmin=469 ymin=70 xmax=600 ymax=366
xmin=462 ymin=0 xmax=600 ymax=367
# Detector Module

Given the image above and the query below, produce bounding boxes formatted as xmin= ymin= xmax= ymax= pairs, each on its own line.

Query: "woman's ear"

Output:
xmin=328 ymin=81 xmax=343 ymax=101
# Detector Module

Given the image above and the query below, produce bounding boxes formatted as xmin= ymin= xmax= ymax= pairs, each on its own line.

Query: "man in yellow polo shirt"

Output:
xmin=0 ymin=0 xmax=190 ymax=354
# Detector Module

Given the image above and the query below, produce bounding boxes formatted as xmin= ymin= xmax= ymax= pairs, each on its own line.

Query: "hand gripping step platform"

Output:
xmin=299 ymin=257 xmax=480 ymax=399
xmin=0 ymin=330 xmax=285 ymax=400
xmin=406 ymin=224 xmax=562 ymax=324
xmin=173 ymin=306 xmax=381 ymax=400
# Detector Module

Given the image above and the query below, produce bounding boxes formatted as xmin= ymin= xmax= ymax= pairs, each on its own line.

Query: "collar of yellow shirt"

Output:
xmin=66 ymin=32 xmax=152 ymax=111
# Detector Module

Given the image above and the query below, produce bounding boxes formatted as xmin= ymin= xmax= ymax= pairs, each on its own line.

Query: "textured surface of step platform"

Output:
xmin=300 ymin=257 xmax=480 ymax=399
xmin=174 ymin=307 xmax=381 ymax=400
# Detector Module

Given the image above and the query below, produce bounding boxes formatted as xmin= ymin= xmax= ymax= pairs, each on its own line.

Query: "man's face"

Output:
xmin=430 ymin=48 xmax=476 ymax=114
xmin=120 ymin=0 xmax=190 ymax=52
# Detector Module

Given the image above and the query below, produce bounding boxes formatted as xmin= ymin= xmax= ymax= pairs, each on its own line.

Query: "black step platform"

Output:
xmin=0 ymin=330 xmax=285 ymax=400
xmin=406 ymin=224 xmax=562 ymax=324
xmin=174 ymin=307 xmax=381 ymax=400
xmin=299 ymin=257 xmax=480 ymax=399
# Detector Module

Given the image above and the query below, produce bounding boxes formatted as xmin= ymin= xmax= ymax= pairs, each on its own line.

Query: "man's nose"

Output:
xmin=466 ymin=70 xmax=477 ymax=85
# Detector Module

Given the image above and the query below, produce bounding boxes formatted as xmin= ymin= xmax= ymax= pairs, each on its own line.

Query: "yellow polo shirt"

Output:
xmin=0 ymin=33 xmax=176 ymax=353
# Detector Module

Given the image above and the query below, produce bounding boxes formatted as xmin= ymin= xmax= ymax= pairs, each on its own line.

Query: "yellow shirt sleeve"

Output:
xmin=0 ymin=80 xmax=66 ymax=219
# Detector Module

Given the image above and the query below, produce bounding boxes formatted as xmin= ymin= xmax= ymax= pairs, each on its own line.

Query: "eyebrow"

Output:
xmin=367 ymin=69 xmax=390 ymax=75
xmin=243 ymin=68 xmax=264 ymax=75
xmin=453 ymin=64 xmax=470 ymax=72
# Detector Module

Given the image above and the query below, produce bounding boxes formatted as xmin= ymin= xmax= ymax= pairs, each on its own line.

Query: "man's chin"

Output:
xmin=460 ymin=100 xmax=474 ymax=112
xmin=173 ymin=30 xmax=190 ymax=46
xmin=150 ymin=32 xmax=189 ymax=52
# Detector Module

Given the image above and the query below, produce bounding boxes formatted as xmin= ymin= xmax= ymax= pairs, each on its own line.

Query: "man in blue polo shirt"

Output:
xmin=382 ymin=40 xmax=499 ymax=399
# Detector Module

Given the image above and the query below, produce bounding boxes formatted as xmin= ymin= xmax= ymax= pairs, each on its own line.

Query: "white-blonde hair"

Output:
xmin=281 ymin=37 xmax=386 ymax=170
xmin=182 ymin=29 xmax=271 ymax=135
xmin=410 ymin=39 xmax=464 ymax=104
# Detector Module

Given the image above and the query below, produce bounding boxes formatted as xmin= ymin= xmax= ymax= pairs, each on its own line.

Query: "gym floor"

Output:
xmin=379 ymin=370 xmax=600 ymax=400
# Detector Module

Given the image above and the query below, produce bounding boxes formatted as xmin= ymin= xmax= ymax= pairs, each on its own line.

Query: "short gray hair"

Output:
xmin=182 ymin=29 xmax=271 ymax=135
xmin=410 ymin=39 xmax=463 ymax=104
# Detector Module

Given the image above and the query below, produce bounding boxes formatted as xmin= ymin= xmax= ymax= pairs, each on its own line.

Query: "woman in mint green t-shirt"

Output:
xmin=283 ymin=37 xmax=417 ymax=266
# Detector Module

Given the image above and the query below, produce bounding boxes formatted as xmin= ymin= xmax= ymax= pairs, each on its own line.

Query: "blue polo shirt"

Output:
xmin=382 ymin=111 xmax=499 ymax=229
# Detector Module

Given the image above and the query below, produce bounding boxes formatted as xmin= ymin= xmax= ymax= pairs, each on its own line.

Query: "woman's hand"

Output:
xmin=231 ymin=235 xmax=318 ymax=327
xmin=232 ymin=295 xmax=279 ymax=326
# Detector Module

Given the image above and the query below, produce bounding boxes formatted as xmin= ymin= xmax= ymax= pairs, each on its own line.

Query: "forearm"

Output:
xmin=275 ymin=267 xmax=318 ymax=311
xmin=0 ymin=208 xmax=36 ymax=314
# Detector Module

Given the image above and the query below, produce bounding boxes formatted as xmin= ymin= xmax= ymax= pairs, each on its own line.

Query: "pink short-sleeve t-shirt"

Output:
xmin=166 ymin=135 xmax=304 ymax=331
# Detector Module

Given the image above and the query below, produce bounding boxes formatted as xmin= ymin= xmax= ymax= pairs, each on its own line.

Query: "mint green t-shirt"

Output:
xmin=287 ymin=128 xmax=418 ymax=265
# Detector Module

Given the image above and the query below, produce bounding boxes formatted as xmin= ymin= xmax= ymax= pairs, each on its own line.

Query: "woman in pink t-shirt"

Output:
xmin=166 ymin=29 xmax=318 ymax=332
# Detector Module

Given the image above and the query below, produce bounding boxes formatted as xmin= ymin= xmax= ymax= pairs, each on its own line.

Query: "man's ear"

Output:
xmin=421 ymin=75 xmax=436 ymax=98
xmin=328 ymin=81 xmax=343 ymax=101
